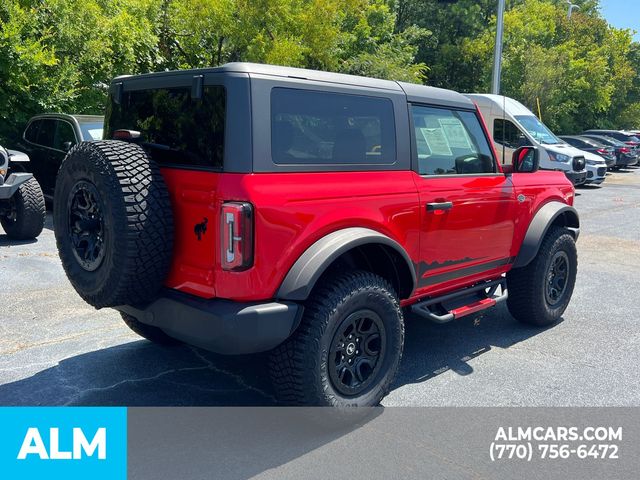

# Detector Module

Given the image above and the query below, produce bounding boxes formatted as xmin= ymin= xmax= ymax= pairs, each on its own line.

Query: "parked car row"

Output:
xmin=465 ymin=94 xmax=638 ymax=187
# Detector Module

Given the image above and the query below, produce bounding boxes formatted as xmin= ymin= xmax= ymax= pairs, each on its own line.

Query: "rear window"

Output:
xmin=106 ymin=86 xmax=226 ymax=169
xmin=271 ymin=88 xmax=396 ymax=166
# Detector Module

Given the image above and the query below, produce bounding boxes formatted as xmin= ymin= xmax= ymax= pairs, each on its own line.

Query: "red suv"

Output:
xmin=54 ymin=63 xmax=579 ymax=407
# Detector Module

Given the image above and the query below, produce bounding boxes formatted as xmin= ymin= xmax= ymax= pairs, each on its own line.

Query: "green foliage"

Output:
xmin=0 ymin=0 xmax=638 ymax=145
xmin=0 ymin=0 xmax=427 ymax=144
xmin=394 ymin=0 xmax=640 ymax=132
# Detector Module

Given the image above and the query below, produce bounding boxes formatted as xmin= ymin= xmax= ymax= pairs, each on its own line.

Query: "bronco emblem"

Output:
xmin=194 ymin=217 xmax=208 ymax=241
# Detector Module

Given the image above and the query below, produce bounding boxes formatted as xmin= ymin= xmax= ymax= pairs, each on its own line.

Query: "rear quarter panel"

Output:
xmin=215 ymin=171 xmax=421 ymax=301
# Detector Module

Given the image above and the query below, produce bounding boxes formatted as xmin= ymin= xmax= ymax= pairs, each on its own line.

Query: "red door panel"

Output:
xmin=413 ymin=173 xmax=517 ymax=296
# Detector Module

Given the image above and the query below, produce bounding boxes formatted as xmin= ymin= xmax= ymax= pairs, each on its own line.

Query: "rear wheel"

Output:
xmin=269 ymin=270 xmax=404 ymax=407
xmin=0 ymin=177 xmax=45 ymax=240
xmin=507 ymin=227 xmax=577 ymax=326
xmin=120 ymin=312 xmax=180 ymax=345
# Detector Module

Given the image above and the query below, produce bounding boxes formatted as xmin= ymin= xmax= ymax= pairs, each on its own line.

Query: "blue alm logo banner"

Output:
xmin=0 ymin=407 xmax=127 ymax=480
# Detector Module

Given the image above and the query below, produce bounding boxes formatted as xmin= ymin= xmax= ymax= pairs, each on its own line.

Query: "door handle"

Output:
xmin=426 ymin=201 xmax=453 ymax=212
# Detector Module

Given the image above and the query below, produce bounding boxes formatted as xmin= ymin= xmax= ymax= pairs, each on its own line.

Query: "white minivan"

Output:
xmin=466 ymin=94 xmax=588 ymax=185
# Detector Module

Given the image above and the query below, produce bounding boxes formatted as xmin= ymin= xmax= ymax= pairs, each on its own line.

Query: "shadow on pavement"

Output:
xmin=0 ymin=304 xmax=554 ymax=406
xmin=0 ymin=235 xmax=38 ymax=247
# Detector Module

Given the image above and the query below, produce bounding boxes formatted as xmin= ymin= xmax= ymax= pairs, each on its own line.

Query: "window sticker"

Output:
xmin=439 ymin=118 xmax=473 ymax=150
xmin=419 ymin=127 xmax=452 ymax=156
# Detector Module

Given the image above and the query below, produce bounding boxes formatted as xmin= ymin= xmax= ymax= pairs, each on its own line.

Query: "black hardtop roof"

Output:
xmin=112 ymin=62 xmax=475 ymax=110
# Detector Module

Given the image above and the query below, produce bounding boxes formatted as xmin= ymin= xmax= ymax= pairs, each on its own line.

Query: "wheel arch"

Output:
xmin=276 ymin=227 xmax=416 ymax=301
xmin=513 ymin=201 xmax=579 ymax=269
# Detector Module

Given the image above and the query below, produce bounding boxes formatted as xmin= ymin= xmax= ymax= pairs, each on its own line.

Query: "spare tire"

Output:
xmin=54 ymin=141 xmax=173 ymax=308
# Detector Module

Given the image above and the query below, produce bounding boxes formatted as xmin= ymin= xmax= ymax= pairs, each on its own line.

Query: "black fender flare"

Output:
xmin=276 ymin=227 xmax=417 ymax=301
xmin=512 ymin=201 xmax=580 ymax=268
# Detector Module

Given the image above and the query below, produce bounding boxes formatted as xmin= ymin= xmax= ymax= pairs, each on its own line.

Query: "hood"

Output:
xmin=545 ymin=143 xmax=585 ymax=158
xmin=579 ymin=150 xmax=606 ymax=163
xmin=7 ymin=149 xmax=30 ymax=162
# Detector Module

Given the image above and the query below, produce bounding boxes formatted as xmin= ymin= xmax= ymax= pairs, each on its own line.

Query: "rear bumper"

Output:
xmin=116 ymin=290 xmax=303 ymax=355
xmin=617 ymin=156 xmax=638 ymax=167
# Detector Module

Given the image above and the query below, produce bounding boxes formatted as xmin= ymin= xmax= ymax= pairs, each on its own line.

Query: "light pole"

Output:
xmin=491 ymin=0 xmax=506 ymax=94
xmin=566 ymin=1 xmax=580 ymax=20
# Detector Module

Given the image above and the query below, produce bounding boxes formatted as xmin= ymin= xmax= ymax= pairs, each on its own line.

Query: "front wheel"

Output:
xmin=507 ymin=227 xmax=577 ymax=326
xmin=269 ymin=270 xmax=404 ymax=407
xmin=0 ymin=177 xmax=45 ymax=240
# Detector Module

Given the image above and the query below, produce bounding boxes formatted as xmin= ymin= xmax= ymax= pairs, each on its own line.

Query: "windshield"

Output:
xmin=590 ymin=135 xmax=625 ymax=147
xmin=514 ymin=115 xmax=561 ymax=145
xmin=79 ymin=122 xmax=104 ymax=140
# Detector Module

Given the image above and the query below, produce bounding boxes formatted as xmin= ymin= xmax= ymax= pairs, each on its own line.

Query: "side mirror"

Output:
xmin=62 ymin=141 xmax=74 ymax=152
xmin=512 ymin=146 xmax=539 ymax=173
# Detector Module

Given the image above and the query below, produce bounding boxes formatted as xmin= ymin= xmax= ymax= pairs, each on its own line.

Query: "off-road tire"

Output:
xmin=269 ymin=270 xmax=404 ymax=407
xmin=507 ymin=227 xmax=577 ymax=326
xmin=54 ymin=141 xmax=173 ymax=308
xmin=0 ymin=176 xmax=45 ymax=240
xmin=120 ymin=312 xmax=179 ymax=345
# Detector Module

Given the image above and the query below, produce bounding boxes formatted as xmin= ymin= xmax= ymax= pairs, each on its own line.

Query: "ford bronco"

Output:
xmin=53 ymin=63 xmax=579 ymax=407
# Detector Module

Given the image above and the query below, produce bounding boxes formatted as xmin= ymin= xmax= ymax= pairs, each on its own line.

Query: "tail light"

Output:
xmin=113 ymin=129 xmax=141 ymax=140
xmin=620 ymin=147 xmax=630 ymax=154
xmin=221 ymin=202 xmax=253 ymax=271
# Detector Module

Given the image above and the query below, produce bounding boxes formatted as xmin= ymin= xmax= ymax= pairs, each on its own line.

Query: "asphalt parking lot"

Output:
xmin=1 ymin=169 xmax=639 ymax=407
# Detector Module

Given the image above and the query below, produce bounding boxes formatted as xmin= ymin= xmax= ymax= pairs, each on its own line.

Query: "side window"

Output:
xmin=494 ymin=119 xmax=527 ymax=149
xmin=35 ymin=120 xmax=56 ymax=148
xmin=24 ymin=121 xmax=40 ymax=143
xmin=271 ymin=88 xmax=396 ymax=166
xmin=411 ymin=105 xmax=495 ymax=175
xmin=54 ymin=121 xmax=77 ymax=151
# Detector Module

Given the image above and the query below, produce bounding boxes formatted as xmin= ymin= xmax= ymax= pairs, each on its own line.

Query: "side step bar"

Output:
xmin=410 ymin=278 xmax=507 ymax=324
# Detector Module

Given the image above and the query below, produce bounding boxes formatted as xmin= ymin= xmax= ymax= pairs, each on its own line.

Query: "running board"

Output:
xmin=410 ymin=278 xmax=507 ymax=324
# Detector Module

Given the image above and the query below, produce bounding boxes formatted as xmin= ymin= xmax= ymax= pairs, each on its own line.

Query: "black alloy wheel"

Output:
xmin=67 ymin=180 xmax=106 ymax=272
xmin=329 ymin=309 xmax=386 ymax=396
xmin=545 ymin=251 xmax=569 ymax=306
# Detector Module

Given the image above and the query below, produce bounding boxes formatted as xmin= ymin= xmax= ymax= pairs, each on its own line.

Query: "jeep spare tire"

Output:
xmin=54 ymin=141 xmax=173 ymax=308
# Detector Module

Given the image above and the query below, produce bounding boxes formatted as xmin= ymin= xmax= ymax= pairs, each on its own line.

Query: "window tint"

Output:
xmin=35 ymin=120 xmax=56 ymax=148
xmin=54 ymin=121 xmax=76 ymax=151
xmin=494 ymin=119 xmax=528 ymax=148
xmin=24 ymin=121 xmax=40 ymax=143
xmin=412 ymin=106 xmax=495 ymax=175
xmin=271 ymin=88 xmax=396 ymax=166
xmin=586 ymin=135 xmax=623 ymax=147
xmin=563 ymin=137 xmax=584 ymax=148
xmin=106 ymin=86 xmax=226 ymax=169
